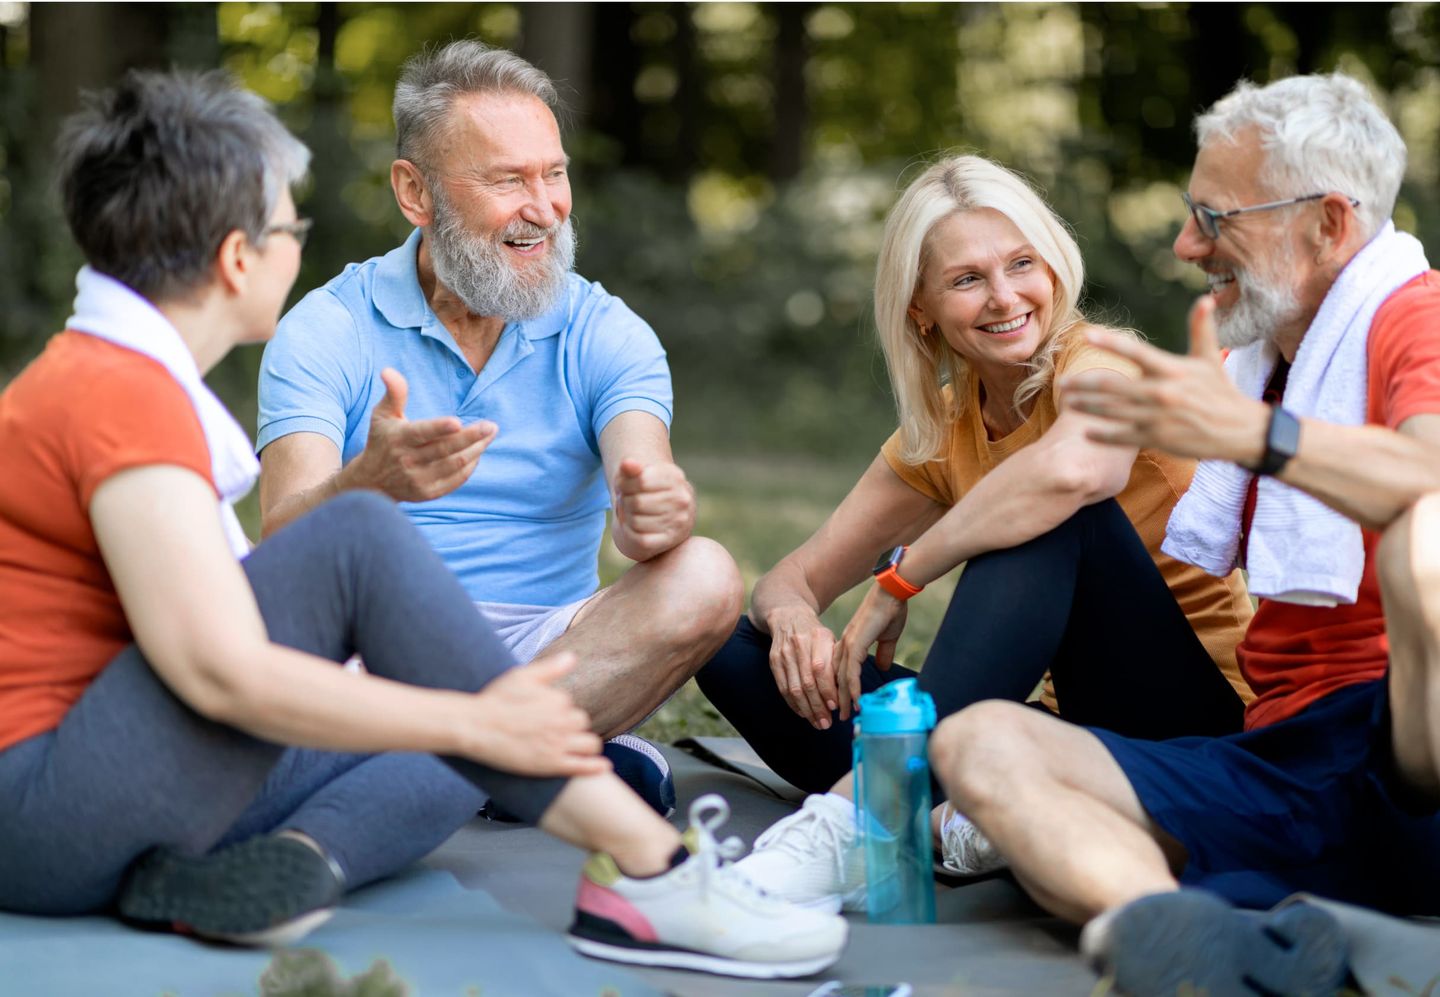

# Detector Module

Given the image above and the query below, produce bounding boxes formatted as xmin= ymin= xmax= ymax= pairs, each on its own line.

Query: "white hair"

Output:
xmin=1195 ymin=73 xmax=1405 ymax=238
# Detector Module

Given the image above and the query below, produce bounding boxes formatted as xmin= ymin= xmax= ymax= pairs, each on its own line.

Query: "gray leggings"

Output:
xmin=0 ymin=492 xmax=567 ymax=915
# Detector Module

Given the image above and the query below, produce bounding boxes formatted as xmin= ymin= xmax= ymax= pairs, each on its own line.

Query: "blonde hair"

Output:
xmin=875 ymin=155 xmax=1092 ymax=465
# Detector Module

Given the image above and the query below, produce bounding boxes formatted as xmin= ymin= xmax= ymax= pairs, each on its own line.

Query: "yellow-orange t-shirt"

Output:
xmin=0 ymin=332 xmax=212 ymax=752
xmin=880 ymin=336 xmax=1253 ymax=710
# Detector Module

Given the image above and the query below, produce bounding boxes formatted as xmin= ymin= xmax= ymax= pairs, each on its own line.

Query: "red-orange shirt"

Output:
xmin=1241 ymin=272 xmax=1440 ymax=729
xmin=0 ymin=332 xmax=212 ymax=752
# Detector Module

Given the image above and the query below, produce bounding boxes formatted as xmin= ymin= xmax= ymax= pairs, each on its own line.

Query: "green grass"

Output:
xmin=626 ymin=453 xmax=957 ymax=744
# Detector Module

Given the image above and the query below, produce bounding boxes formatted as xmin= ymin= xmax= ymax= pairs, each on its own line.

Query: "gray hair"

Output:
xmin=394 ymin=40 xmax=559 ymax=171
xmin=1195 ymin=73 xmax=1405 ymax=238
xmin=57 ymin=69 xmax=310 ymax=302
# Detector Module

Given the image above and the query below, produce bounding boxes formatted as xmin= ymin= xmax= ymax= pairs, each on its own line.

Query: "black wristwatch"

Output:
xmin=1256 ymin=405 xmax=1300 ymax=476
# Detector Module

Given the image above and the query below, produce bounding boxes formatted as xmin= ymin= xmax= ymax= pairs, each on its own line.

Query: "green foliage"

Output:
xmin=259 ymin=949 xmax=409 ymax=997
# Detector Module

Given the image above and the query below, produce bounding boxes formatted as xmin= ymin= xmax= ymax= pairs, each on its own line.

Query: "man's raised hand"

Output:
xmin=348 ymin=367 xmax=497 ymax=502
xmin=611 ymin=457 xmax=696 ymax=561
xmin=1059 ymin=298 xmax=1269 ymax=467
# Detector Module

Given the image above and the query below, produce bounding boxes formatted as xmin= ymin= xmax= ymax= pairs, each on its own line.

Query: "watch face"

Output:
xmin=873 ymin=546 xmax=903 ymax=574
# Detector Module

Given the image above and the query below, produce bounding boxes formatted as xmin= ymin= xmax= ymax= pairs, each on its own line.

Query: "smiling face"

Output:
xmin=1173 ymin=128 xmax=1312 ymax=349
xmin=424 ymin=91 xmax=575 ymax=320
xmin=908 ymin=208 xmax=1055 ymax=389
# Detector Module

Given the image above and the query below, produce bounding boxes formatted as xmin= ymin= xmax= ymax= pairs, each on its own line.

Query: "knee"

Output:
xmin=930 ymin=701 xmax=1039 ymax=814
xmin=695 ymin=617 xmax=762 ymax=689
xmin=649 ymin=536 xmax=745 ymax=643
xmin=311 ymin=491 xmax=407 ymax=541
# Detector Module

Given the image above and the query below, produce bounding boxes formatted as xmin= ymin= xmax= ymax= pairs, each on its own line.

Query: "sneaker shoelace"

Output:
xmin=688 ymin=793 xmax=777 ymax=908
xmin=939 ymin=801 xmax=1002 ymax=873
xmin=749 ymin=795 xmax=853 ymax=892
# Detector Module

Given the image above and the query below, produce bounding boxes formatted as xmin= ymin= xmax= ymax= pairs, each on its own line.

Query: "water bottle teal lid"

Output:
xmin=856 ymin=677 xmax=937 ymax=733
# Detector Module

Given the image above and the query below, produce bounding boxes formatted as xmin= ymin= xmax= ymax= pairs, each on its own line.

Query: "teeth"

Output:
xmin=508 ymin=238 xmax=542 ymax=248
xmin=982 ymin=315 xmax=1027 ymax=334
xmin=1206 ymin=272 xmax=1234 ymax=288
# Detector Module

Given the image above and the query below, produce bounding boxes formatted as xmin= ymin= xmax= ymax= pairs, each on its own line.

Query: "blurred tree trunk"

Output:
xmin=303 ymin=4 xmax=357 ymax=293
xmin=1184 ymin=4 xmax=1252 ymax=115
xmin=0 ymin=4 xmax=217 ymax=363
xmin=667 ymin=2 xmax=699 ymax=180
xmin=769 ymin=2 xmax=810 ymax=181
xmin=520 ymin=3 xmax=594 ymax=125
xmin=588 ymin=4 xmax=643 ymax=167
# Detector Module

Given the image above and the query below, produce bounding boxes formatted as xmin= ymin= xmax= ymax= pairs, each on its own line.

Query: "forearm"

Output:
xmin=261 ymin=459 xmax=370 ymax=537
xmin=750 ymin=560 xmax=842 ymax=632
xmin=901 ymin=451 xmax=1109 ymax=588
xmin=1276 ymin=420 xmax=1440 ymax=530
xmin=196 ymin=641 xmax=481 ymax=757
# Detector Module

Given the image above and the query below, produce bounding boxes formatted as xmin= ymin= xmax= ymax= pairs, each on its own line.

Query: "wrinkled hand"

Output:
xmin=1059 ymin=297 xmax=1269 ymax=467
xmin=611 ymin=458 xmax=696 ymax=561
xmin=350 ymin=368 xmax=497 ymax=502
xmin=832 ymin=583 xmax=908 ymax=720
xmin=468 ymin=653 xmax=610 ymax=778
xmin=764 ymin=605 xmax=841 ymax=730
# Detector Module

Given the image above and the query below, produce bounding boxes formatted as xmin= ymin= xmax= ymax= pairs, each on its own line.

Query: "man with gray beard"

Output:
xmin=924 ymin=73 xmax=1440 ymax=992
xmin=256 ymin=42 xmax=742 ymax=816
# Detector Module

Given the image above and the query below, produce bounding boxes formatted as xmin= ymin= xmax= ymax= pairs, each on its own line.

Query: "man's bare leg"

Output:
xmin=1378 ymin=491 xmax=1440 ymax=802
xmin=547 ymin=536 xmax=744 ymax=737
xmin=929 ymin=700 xmax=1183 ymax=924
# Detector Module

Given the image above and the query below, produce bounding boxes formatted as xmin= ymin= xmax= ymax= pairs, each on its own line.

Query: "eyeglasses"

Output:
xmin=1181 ymin=192 xmax=1359 ymax=240
xmin=261 ymin=217 xmax=314 ymax=248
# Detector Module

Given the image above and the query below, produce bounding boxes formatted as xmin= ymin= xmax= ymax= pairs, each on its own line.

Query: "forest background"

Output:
xmin=1 ymin=2 xmax=1436 ymax=739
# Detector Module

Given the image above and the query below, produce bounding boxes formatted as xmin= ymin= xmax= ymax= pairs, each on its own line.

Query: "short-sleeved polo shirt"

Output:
xmin=257 ymin=229 xmax=673 ymax=606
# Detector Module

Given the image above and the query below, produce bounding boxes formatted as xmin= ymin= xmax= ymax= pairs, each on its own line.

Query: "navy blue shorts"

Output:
xmin=1092 ymin=679 xmax=1440 ymax=913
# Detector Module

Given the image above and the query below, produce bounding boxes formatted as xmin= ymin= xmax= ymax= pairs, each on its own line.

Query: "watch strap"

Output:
xmin=873 ymin=544 xmax=923 ymax=600
xmin=1257 ymin=405 xmax=1300 ymax=476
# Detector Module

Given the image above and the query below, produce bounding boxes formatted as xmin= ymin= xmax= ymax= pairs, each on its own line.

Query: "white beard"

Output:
xmin=428 ymin=188 xmax=576 ymax=321
xmin=1212 ymin=248 xmax=1304 ymax=350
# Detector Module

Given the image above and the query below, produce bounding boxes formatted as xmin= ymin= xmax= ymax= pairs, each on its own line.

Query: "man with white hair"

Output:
xmin=928 ymin=73 xmax=1440 ymax=992
xmin=256 ymin=41 xmax=743 ymax=815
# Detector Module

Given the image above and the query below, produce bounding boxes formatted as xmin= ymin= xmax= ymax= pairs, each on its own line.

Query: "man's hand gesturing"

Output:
xmin=346 ymin=367 xmax=498 ymax=502
xmin=611 ymin=458 xmax=696 ymax=561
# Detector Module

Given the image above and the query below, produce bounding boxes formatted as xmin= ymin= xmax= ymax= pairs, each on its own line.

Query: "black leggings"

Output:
xmin=696 ymin=499 xmax=1245 ymax=793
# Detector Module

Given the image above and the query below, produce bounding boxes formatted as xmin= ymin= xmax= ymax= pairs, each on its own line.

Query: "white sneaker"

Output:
xmin=938 ymin=802 xmax=1007 ymax=876
xmin=732 ymin=792 xmax=867 ymax=914
xmin=567 ymin=794 xmax=848 ymax=979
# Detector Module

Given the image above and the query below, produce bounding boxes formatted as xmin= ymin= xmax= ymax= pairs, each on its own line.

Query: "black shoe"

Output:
xmin=118 ymin=834 xmax=345 ymax=946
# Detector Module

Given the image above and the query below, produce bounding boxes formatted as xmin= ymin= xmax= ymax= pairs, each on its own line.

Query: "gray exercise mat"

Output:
xmin=0 ymin=867 xmax=660 ymax=997
xmin=1286 ymin=894 xmax=1440 ymax=995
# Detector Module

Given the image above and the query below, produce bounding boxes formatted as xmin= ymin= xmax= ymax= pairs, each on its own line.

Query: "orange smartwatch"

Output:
xmin=873 ymin=545 xmax=923 ymax=600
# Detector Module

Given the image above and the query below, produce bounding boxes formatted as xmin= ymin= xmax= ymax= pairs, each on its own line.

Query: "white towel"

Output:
xmin=1161 ymin=222 xmax=1429 ymax=605
xmin=66 ymin=266 xmax=256 ymax=559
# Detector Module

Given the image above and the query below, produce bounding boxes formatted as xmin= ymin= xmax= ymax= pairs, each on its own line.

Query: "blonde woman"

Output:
xmin=697 ymin=155 xmax=1253 ymax=908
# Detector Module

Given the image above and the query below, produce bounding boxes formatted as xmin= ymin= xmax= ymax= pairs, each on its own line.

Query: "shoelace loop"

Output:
xmin=687 ymin=793 xmax=761 ymax=906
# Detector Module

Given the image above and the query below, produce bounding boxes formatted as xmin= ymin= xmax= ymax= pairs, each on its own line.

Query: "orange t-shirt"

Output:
xmin=881 ymin=335 xmax=1254 ymax=710
xmin=1240 ymin=271 xmax=1440 ymax=729
xmin=0 ymin=332 xmax=212 ymax=752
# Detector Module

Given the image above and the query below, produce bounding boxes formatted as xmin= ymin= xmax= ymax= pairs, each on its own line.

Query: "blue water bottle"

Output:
xmin=853 ymin=677 xmax=938 ymax=924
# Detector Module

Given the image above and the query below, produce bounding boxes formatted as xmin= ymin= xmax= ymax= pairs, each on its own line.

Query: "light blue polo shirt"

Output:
xmin=257 ymin=229 xmax=672 ymax=606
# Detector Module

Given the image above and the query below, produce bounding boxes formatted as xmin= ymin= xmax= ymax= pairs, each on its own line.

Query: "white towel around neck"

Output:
xmin=65 ymin=266 xmax=256 ymax=559
xmin=1160 ymin=222 xmax=1429 ymax=606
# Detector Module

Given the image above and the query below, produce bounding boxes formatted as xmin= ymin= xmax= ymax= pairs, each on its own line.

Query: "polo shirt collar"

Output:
xmin=372 ymin=228 xmax=569 ymax=341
